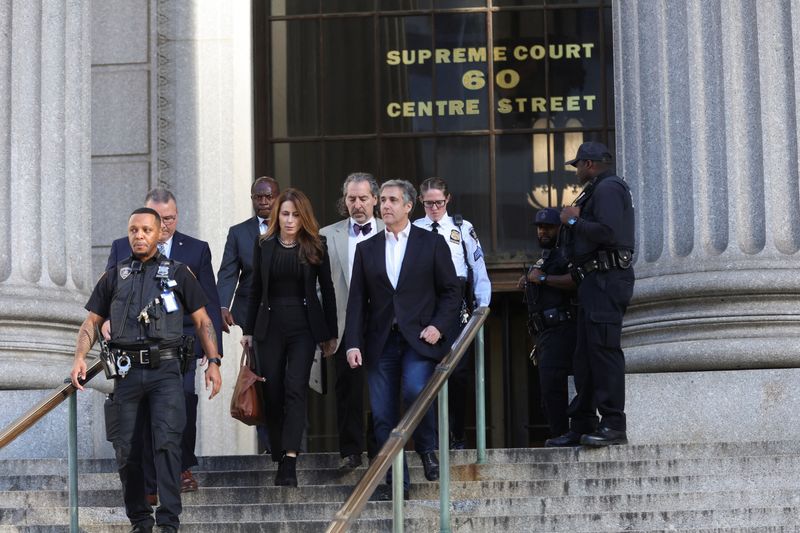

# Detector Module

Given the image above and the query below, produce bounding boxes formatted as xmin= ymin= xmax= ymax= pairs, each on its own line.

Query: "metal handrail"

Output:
xmin=326 ymin=306 xmax=490 ymax=533
xmin=0 ymin=358 xmax=103 ymax=450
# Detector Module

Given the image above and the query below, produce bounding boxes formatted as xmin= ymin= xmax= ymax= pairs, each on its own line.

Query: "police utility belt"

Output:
xmin=99 ymin=337 xmax=194 ymax=379
xmin=570 ymin=249 xmax=633 ymax=284
xmin=529 ymin=306 xmax=574 ymax=334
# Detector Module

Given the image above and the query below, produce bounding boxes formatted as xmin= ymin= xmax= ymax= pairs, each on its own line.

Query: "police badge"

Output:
xmin=449 ymin=229 xmax=461 ymax=244
xmin=119 ymin=267 xmax=132 ymax=280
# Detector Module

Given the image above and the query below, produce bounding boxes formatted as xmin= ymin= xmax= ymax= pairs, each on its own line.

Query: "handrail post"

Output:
xmin=67 ymin=386 xmax=79 ymax=532
xmin=475 ymin=324 xmax=487 ymax=464
xmin=392 ymin=452 xmax=404 ymax=533
xmin=438 ymin=381 xmax=451 ymax=533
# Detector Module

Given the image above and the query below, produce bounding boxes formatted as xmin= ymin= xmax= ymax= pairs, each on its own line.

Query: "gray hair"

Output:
xmin=381 ymin=179 xmax=417 ymax=205
xmin=337 ymin=172 xmax=380 ymax=217
xmin=145 ymin=187 xmax=177 ymax=206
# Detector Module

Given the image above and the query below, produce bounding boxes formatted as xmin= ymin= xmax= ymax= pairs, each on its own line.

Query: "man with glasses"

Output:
xmin=413 ymin=177 xmax=491 ymax=449
xmin=106 ymin=187 xmax=224 ymax=501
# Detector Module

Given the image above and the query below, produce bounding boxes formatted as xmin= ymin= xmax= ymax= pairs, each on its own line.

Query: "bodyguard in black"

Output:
xmin=560 ymin=141 xmax=635 ymax=447
xmin=518 ymin=208 xmax=577 ymax=446
xmin=71 ymin=208 xmax=222 ymax=533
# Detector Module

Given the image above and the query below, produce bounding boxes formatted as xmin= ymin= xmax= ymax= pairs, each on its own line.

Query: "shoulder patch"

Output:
xmin=473 ymin=247 xmax=484 ymax=261
xmin=469 ymin=227 xmax=479 ymax=241
xmin=119 ymin=267 xmax=131 ymax=280
xmin=449 ymin=229 xmax=461 ymax=244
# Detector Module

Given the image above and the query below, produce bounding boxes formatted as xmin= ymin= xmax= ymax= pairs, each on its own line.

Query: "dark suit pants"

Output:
xmin=334 ymin=341 xmax=366 ymax=458
xmin=367 ymin=330 xmax=437 ymax=489
xmin=568 ymin=269 xmax=634 ymax=433
xmin=108 ymin=360 xmax=186 ymax=529
xmin=536 ymin=322 xmax=576 ymax=437
xmin=256 ymin=304 xmax=316 ymax=462
xmin=143 ymin=360 xmax=198 ymax=495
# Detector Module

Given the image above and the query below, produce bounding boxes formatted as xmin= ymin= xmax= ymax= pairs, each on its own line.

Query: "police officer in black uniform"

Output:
xmin=518 ymin=207 xmax=578 ymax=446
xmin=70 ymin=207 xmax=223 ymax=533
xmin=560 ymin=141 xmax=635 ymax=447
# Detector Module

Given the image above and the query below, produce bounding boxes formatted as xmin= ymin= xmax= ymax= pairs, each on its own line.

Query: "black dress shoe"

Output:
xmin=544 ymin=430 xmax=583 ymax=447
xmin=450 ymin=435 xmax=466 ymax=450
xmin=419 ymin=451 xmax=439 ymax=481
xmin=275 ymin=455 xmax=298 ymax=486
xmin=129 ymin=526 xmax=152 ymax=533
xmin=580 ymin=427 xmax=628 ymax=447
xmin=154 ymin=527 xmax=177 ymax=533
xmin=370 ymin=484 xmax=409 ymax=501
xmin=338 ymin=453 xmax=363 ymax=471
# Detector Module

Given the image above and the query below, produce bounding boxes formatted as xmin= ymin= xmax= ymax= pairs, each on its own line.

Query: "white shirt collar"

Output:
xmin=385 ymin=220 xmax=411 ymax=241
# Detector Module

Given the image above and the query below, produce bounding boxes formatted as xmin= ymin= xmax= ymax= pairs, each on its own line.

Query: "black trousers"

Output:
xmin=447 ymin=342 xmax=472 ymax=441
xmin=107 ymin=359 xmax=186 ymax=529
xmin=568 ymin=268 xmax=634 ymax=433
xmin=536 ymin=321 xmax=576 ymax=437
xmin=334 ymin=341 xmax=366 ymax=458
xmin=255 ymin=304 xmax=316 ymax=462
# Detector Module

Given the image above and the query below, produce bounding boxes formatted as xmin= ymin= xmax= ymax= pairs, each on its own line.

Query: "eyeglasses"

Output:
xmin=161 ymin=216 xmax=177 ymax=225
xmin=251 ymin=193 xmax=275 ymax=201
xmin=422 ymin=200 xmax=446 ymax=208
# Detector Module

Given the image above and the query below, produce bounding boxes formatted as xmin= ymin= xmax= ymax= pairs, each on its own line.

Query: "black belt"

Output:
xmin=529 ymin=306 xmax=574 ymax=334
xmin=118 ymin=348 xmax=180 ymax=366
xmin=571 ymin=249 xmax=633 ymax=282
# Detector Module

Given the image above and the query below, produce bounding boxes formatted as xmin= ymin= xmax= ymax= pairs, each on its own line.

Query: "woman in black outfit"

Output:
xmin=242 ymin=188 xmax=337 ymax=486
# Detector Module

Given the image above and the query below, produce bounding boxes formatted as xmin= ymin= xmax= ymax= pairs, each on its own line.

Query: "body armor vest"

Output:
xmin=109 ymin=257 xmax=185 ymax=347
xmin=526 ymin=249 xmax=573 ymax=315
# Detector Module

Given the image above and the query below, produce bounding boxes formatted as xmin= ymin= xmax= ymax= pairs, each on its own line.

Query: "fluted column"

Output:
xmin=614 ymin=0 xmax=800 ymax=442
xmin=0 ymin=1 xmax=92 ymax=389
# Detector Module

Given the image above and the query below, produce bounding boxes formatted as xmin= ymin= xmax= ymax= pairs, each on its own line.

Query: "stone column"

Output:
xmin=613 ymin=0 xmax=800 ymax=442
xmin=0 ymin=1 xmax=104 ymax=458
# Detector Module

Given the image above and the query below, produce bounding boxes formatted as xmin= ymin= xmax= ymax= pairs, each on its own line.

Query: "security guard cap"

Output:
xmin=565 ymin=141 xmax=613 ymax=166
xmin=534 ymin=207 xmax=561 ymax=226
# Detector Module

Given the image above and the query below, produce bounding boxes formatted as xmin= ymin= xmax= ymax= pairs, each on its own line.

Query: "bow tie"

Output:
xmin=354 ymin=222 xmax=372 ymax=236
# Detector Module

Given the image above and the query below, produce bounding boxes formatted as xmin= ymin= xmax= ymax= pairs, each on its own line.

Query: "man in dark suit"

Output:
xmin=217 ymin=176 xmax=280 ymax=329
xmin=345 ymin=179 xmax=461 ymax=500
xmin=106 ymin=188 xmax=224 ymax=498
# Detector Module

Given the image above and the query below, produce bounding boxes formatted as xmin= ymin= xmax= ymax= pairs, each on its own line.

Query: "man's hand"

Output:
xmin=560 ymin=206 xmax=580 ymax=224
xmin=528 ymin=268 xmax=545 ymax=284
xmin=70 ymin=358 xmax=88 ymax=391
xmin=240 ymin=335 xmax=253 ymax=353
xmin=347 ymin=349 xmax=362 ymax=368
xmin=221 ymin=307 xmax=235 ymax=333
xmin=321 ymin=338 xmax=337 ymax=358
xmin=204 ymin=361 xmax=222 ymax=399
xmin=420 ymin=325 xmax=442 ymax=345
xmin=101 ymin=320 xmax=111 ymax=341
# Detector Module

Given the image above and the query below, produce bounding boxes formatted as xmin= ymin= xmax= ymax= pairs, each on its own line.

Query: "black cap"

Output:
xmin=565 ymin=141 xmax=613 ymax=167
xmin=533 ymin=207 xmax=561 ymax=226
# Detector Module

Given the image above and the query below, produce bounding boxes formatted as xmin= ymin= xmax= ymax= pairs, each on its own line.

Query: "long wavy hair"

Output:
xmin=263 ymin=188 xmax=324 ymax=265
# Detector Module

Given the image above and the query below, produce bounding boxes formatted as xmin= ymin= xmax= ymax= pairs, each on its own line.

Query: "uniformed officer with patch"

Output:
xmin=414 ymin=177 xmax=491 ymax=449
xmin=560 ymin=141 xmax=635 ymax=447
xmin=70 ymin=207 xmax=222 ymax=533
xmin=517 ymin=207 xmax=578 ymax=446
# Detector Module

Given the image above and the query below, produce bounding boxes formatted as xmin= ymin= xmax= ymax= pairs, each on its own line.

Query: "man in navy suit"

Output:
xmin=217 ymin=177 xmax=280 ymax=329
xmin=345 ymin=179 xmax=461 ymax=500
xmin=106 ymin=188 xmax=224 ymax=498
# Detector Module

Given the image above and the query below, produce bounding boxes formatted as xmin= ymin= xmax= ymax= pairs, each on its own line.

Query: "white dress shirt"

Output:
xmin=348 ymin=217 xmax=377 ymax=282
xmin=258 ymin=217 xmax=268 ymax=235
xmin=385 ymin=221 xmax=411 ymax=289
xmin=158 ymin=236 xmax=174 ymax=258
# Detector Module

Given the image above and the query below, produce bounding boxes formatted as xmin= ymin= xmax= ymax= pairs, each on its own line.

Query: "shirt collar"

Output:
xmin=350 ymin=217 xmax=375 ymax=230
xmin=385 ymin=220 xmax=411 ymax=241
xmin=423 ymin=213 xmax=448 ymax=227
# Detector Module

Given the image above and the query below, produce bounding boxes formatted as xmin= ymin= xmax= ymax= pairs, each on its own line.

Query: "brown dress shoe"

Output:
xmin=180 ymin=470 xmax=198 ymax=492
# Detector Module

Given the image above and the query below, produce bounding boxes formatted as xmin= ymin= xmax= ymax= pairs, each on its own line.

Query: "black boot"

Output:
xmin=275 ymin=455 xmax=298 ymax=487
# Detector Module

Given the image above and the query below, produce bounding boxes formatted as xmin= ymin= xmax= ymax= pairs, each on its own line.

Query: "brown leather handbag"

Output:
xmin=230 ymin=347 xmax=266 ymax=426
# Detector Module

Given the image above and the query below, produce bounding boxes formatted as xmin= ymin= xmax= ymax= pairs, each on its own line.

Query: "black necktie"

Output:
xmin=431 ymin=221 xmax=439 ymax=234
xmin=354 ymin=222 xmax=372 ymax=236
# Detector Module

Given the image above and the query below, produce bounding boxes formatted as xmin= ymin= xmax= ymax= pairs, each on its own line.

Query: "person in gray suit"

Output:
xmin=320 ymin=172 xmax=384 ymax=470
xmin=217 ymin=176 xmax=281 ymax=329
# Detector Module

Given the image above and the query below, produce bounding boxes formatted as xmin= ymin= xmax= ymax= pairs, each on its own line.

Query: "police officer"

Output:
xmin=70 ymin=207 xmax=222 ymax=532
xmin=517 ymin=208 xmax=578 ymax=446
xmin=414 ymin=176 xmax=491 ymax=449
xmin=560 ymin=141 xmax=635 ymax=447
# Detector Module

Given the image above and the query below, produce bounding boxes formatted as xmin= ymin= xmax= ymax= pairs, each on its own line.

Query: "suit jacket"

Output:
xmin=243 ymin=236 xmax=338 ymax=344
xmin=319 ymin=218 xmax=385 ymax=351
xmin=216 ymin=216 xmax=260 ymax=325
xmin=106 ymin=231 xmax=224 ymax=356
xmin=345 ymin=224 xmax=461 ymax=363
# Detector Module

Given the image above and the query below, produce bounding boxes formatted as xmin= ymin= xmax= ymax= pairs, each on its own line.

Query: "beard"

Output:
xmin=538 ymin=236 xmax=556 ymax=249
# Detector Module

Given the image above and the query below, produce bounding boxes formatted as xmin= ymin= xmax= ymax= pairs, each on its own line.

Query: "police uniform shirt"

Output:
xmin=86 ymin=254 xmax=209 ymax=322
xmin=532 ymin=247 xmax=573 ymax=312
xmin=413 ymin=213 xmax=491 ymax=307
xmin=568 ymin=170 xmax=635 ymax=261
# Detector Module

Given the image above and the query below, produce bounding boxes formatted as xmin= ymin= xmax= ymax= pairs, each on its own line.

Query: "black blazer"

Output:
xmin=243 ymin=236 xmax=338 ymax=343
xmin=345 ymin=224 xmax=461 ymax=363
xmin=216 ymin=216 xmax=260 ymax=325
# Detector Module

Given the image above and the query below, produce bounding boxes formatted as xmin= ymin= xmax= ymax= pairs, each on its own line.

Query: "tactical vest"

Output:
xmin=526 ymin=249 xmax=573 ymax=316
xmin=109 ymin=257 xmax=185 ymax=347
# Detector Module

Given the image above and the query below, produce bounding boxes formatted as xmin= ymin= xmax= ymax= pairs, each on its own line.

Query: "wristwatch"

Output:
xmin=538 ymin=273 xmax=548 ymax=284
xmin=206 ymin=357 xmax=222 ymax=367
xmin=567 ymin=216 xmax=579 ymax=227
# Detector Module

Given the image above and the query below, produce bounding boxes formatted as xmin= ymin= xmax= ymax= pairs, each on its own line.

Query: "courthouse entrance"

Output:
xmin=252 ymin=0 xmax=614 ymax=449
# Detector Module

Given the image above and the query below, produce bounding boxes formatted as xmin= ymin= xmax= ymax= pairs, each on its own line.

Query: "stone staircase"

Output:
xmin=2 ymin=441 xmax=800 ymax=532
